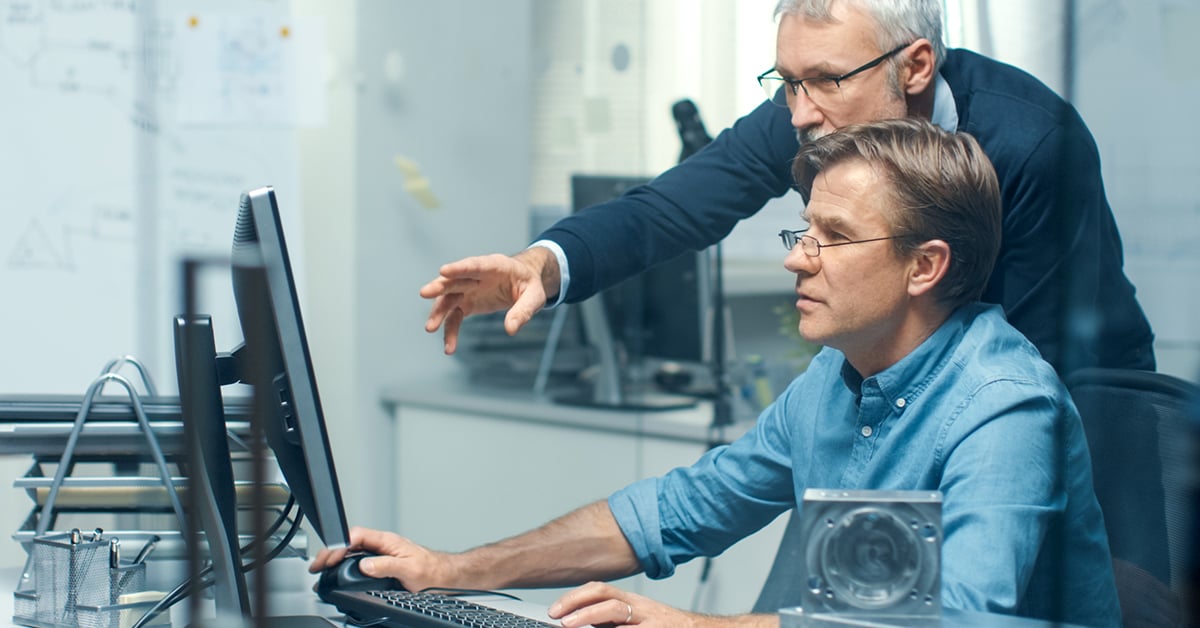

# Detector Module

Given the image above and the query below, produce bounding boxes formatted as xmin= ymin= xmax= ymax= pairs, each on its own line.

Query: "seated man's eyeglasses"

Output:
xmin=779 ymin=229 xmax=902 ymax=257
xmin=757 ymin=43 xmax=912 ymax=108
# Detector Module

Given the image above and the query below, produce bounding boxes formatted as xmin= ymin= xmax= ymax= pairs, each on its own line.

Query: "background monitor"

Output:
xmin=553 ymin=175 xmax=710 ymax=409
xmin=230 ymin=186 xmax=350 ymax=548
xmin=570 ymin=175 xmax=711 ymax=373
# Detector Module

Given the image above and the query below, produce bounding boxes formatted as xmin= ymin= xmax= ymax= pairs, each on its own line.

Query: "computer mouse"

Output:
xmin=316 ymin=552 xmax=405 ymax=596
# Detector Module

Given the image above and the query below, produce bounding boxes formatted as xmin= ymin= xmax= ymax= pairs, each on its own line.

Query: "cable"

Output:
xmin=130 ymin=495 xmax=300 ymax=628
xmin=417 ymin=587 xmax=523 ymax=601
xmin=133 ymin=505 xmax=303 ymax=628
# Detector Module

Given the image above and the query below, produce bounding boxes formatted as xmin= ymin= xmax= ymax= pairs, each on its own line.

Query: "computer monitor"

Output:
xmin=560 ymin=175 xmax=710 ymax=409
xmin=171 ymin=186 xmax=349 ymax=625
xmin=228 ymin=186 xmax=350 ymax=549
xmin=570 ymin=174 xmax=709 ymax=368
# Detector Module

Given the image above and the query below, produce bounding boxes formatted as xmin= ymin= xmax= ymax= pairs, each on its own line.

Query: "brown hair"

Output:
xmin=793 ymin=118 xmax=1002 ymax=310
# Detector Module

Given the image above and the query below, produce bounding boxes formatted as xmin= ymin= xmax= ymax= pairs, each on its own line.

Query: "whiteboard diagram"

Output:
xmin=7 ymin=198 xmax=135 ymax=271
xmin=0 ymin=1 xmax=309 ymax=394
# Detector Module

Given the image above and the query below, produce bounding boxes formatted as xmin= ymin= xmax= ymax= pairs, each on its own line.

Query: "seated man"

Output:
xmin=311 ymin=119 xmax=1120 ymax=627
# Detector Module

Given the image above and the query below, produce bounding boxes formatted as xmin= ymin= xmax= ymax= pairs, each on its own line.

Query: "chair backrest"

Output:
xmin=752 ymin=510 xmax=806 ymax=613
xmin=1065 ymin=367 xmax=1199 ymax=595
xmin=1067 ymin=367 xmax=1200 ymax=627
xmin=752 ymin=367 xmax=1200 ymax=619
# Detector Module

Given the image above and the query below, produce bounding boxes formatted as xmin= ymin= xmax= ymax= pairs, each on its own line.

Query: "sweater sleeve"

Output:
xmin=538 ymin=99 xmax=798 ymax=303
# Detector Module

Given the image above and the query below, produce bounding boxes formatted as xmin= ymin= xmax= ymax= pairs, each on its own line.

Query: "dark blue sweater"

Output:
xmin=538 ymin=48 xmax=1155 ymax=374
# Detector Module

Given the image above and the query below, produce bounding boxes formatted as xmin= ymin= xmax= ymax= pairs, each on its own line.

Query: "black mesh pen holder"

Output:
xmin=13 ymin=531 xmax=151 ymax=628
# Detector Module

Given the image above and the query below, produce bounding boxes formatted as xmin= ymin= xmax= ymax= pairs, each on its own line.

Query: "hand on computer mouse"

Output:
xmin=309 ymin=526 xmax=456 ymax=595
xmin=315 ymin=552 xmax=404 ymax=595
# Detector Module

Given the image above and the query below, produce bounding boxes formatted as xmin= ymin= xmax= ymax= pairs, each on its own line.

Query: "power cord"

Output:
xmin=130 ymin=494 xmax=301 ymax=628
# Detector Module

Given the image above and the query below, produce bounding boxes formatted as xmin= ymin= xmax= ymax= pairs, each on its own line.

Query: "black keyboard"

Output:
xmin=327 ymin=590 xmax=558 ymax=627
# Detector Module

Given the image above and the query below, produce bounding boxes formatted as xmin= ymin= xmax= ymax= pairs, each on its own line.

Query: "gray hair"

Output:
xmin=773 ymin=0 xmax=947 ymax=70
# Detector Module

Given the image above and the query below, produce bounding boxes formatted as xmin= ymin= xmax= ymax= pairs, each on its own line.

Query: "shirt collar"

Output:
xmin=838 ymin=303 xmax=990 ymax=410
xmin=931 ymin=72 xmax=958 ymax=132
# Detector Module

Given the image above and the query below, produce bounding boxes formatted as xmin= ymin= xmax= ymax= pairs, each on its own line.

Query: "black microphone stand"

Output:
xmin=710 ymin=244 xmax=732 ymax=429
xmin=671 ymin=99 xmax=729 ymax=434
xmin=672 ymin=99 xmax=728 ymax=611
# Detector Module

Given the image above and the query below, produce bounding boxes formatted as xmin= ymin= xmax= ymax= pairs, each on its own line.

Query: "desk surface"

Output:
xmin=3 ymin=566 xmax=1091 ymax=628
xmin=0 ymin=561 xmax=560 ymax=627
xmin=0 ymin=564 xmax=342 ymax=627
xmin=381 ymin=376 xmax=754 ymax=445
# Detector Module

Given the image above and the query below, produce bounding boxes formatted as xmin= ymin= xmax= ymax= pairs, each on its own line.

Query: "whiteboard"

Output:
xmin=0 ymin=2 xmax=319 ymax=395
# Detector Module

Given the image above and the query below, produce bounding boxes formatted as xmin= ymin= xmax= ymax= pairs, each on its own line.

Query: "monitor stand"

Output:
xmin=552 ymin=297 xmax=697 ymax=412
xmin=261 ymin=618 xmax=338 ymax=627
xmin=187 ymin=616 xmax=337 ymax=627
xmin=176 ymin=314 xmax=345 ymax=628
xmin=176 ymin=262 xmax=341 ymax=628
xmin=554 ymin=389 xmax=698 ymax=411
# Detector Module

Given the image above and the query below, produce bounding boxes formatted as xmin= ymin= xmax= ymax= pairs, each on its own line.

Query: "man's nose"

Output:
xmin=789 ymin=90 xmax=824 ymax=133
xmin=784 ymin=244 xmax=818 ymax=274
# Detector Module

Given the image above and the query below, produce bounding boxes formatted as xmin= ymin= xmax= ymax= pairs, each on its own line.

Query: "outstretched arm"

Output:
xmin=419 ymin=246 xmax=560 ymax=354
xmin=308 ymin=500 xmax=639 ymax=593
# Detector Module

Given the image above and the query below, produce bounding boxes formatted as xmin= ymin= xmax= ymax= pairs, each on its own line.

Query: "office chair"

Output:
xmin=1065 ymin=367 xmax=1199 ymax=628
xmin=751 ymin=367 xmax=1200 ymax=627
xmin=751 ymin=511 xmax=805 ymax=613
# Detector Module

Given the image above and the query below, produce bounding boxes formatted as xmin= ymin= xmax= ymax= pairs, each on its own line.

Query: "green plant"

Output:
xmin=774 ymin=303 xmax=821 ymax=360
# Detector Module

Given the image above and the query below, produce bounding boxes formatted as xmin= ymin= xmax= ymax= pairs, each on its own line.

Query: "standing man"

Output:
xmin=420 ymin=0 xmax=1154 ymax=375
xmin=319 ymin=119 xmax=1120 ymax=627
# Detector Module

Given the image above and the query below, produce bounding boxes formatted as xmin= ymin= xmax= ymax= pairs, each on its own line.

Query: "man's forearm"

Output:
xmin=451 ymin=500 xmax=640 ymax=590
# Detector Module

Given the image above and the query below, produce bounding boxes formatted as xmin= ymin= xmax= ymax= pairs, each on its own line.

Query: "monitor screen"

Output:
xmin=570 ymin=174 xmax=709 ymax=367
xmin=229 ymin=186 xmax=350 ymax=548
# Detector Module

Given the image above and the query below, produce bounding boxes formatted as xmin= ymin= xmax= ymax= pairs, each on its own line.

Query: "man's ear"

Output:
xmin=908 ymin=239 xmax=950 ymax=298
xmin=902 ymin=39 xmax=936 ymax=95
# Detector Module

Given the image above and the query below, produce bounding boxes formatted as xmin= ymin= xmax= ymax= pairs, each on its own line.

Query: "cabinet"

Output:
xmin=384 ymin=386 xmax=787 ymax=615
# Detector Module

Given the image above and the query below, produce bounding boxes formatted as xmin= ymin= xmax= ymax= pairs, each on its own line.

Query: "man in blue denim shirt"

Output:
xmin=313 ymin=119 xmax=1119 ymax=627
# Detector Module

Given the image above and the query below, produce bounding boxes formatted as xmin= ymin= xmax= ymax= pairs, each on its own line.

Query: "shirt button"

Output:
xmin=860 ymin=425 xmax=873 ymax=438
xmin=895 ymin=398 xmax=907 ymax=408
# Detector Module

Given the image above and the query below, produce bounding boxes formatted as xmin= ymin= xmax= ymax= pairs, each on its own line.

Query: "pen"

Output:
xmin=109 ymin=538 xmax=121 ymax=569
xmin=93 ymin=527 xmax=104 ymax=543
xmin=109 ymin=538 xmax=121 ymax=604
xmin=133 ymin=535 xmax=161 ymax=565
xmin=69 ymin=528 xmax=81 ymax=611
xmin=117 ymin=535 xmax=160 ymax=595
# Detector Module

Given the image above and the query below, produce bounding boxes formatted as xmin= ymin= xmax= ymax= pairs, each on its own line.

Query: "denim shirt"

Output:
xmin=608 ymin=303 xmax=1120 ymax=627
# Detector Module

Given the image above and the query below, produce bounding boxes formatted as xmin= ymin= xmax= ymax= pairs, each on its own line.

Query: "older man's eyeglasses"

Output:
xmin=779 ymin=229 xmax=902 ymax=257
xmin=757 ymin=43 xmax=912 ymax=108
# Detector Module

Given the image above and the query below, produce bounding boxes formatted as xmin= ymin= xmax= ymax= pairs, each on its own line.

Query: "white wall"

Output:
xmin=305 ymin=0 xmax=534 ymax=533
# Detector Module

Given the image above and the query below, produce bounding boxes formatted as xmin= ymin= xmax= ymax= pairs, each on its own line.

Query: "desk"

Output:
xmin=779 ymin=607 xmax=1091 ymax=628
xmin=0 ymin=563 xmax=344 ymax=627
xmin=0 ymin=561 xmax=1093 ymax=628
xmin=381 ymin=378 xmax=787 ymax=615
